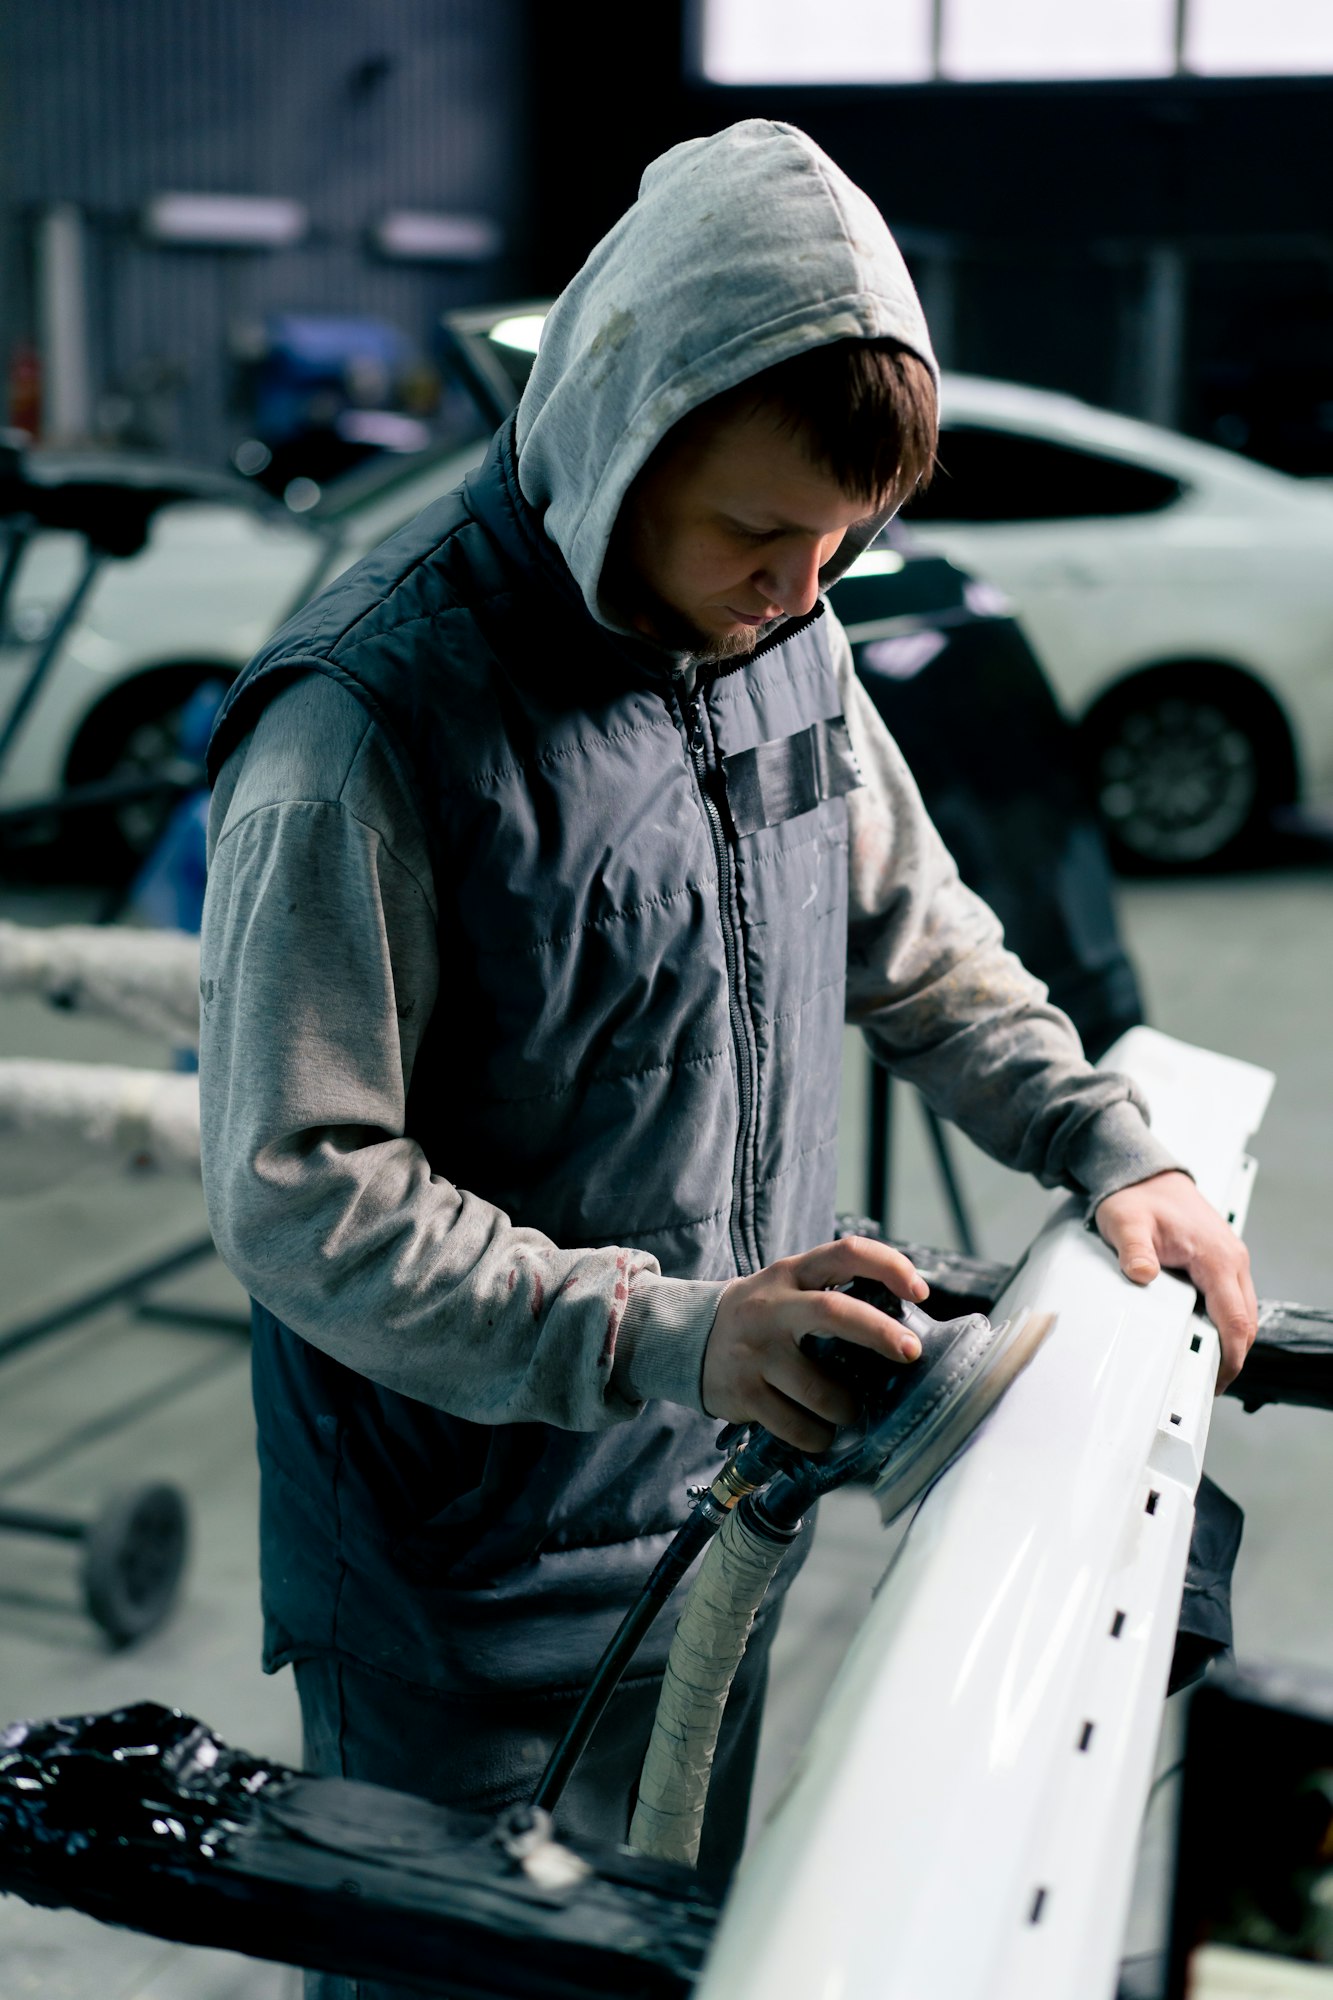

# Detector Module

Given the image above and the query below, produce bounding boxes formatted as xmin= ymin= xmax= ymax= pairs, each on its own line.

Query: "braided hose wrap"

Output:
xmin=0 ymin=921 xmax=201 ymax=1048
xmin=0 ymin=1059 xmax=200 ymax=1194
xmin=629 ymin=1503 xmax=794 ymax=1868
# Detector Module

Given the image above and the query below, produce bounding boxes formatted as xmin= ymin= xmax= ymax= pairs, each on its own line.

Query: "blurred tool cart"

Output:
xmin=0 ymin=453 xmax=245 ymax=1644
xmin=0 ymin=1216 xmax=246 ymax=1647
xmin=0 ymin=912 xmax=240 ymax=1646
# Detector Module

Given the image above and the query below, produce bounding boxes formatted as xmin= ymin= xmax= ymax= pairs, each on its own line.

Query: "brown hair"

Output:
xmin=729 ymin=338 xmax=937 ymax=512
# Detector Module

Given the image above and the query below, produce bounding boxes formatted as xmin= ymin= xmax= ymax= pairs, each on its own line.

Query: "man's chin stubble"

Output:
xmin=693 ymin=624 xmax=761 ymax=665
xmin=602 ymin=556 xmax=762 ymax=664
xmin=641 ymin=601 xmax=762 ymax=665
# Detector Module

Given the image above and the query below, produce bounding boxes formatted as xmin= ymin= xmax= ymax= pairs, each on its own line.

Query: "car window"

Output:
xmin=311 ymin=436 xmax=488 ymax=524
xmin=903 ymin=425 xmax=1184 ymax=524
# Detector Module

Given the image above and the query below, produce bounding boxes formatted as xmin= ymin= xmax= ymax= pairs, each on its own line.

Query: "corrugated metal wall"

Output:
xmin=2 ymin=0 xmax=528 ymax=461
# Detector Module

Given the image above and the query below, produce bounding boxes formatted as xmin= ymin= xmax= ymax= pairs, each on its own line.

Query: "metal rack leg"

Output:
xmin=866 ymin=1061 xmax=893 ymax=1236
xmin=862 ymin=1063 xmax=980 ymax=1258
xmin=0 ymin=1233 xmax=218 ymax=1367
xmin=920 ymin=1102 xmax=979 ymax=1258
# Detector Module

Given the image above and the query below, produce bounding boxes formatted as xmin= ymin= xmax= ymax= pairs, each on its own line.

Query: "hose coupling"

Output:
xmin=708 ymin=1455 xmax=765 ymax=1512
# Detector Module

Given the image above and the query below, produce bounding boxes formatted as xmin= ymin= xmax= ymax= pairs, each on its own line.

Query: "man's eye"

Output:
xmin=735 ymin=525 xmax=779 ymax=543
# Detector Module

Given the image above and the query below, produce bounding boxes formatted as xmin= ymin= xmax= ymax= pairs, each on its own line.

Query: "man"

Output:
xmin=200 ymin=118 xmax=1255 ymax=1952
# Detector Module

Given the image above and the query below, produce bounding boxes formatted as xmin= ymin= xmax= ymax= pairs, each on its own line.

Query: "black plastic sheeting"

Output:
xmin=1168 ymin=1664 xmax=1333 ymax=1997
xmin=1235 ymin=1301 xmax=1333 ymax=1414
xmin=0 ymin=1702 xmax=286 ymax=1873
xmin=0 ymin=1703 xmax=716 ymax=1998
xmin=840 ymin=566 xmax=1145 ymax=1063
xmin=1168 ymin=1474 xmax=1245 ymax=1697
xmin=839 ymin=1229 xmax=1333 ymax=1423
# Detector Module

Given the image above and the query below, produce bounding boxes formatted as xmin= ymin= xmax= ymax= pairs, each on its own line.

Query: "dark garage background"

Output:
xmin=3 ymin=1 xmax=1331 ymax=476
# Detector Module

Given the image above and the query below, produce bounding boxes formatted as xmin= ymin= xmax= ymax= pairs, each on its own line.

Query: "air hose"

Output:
xmin=531 ymin=1426 xmax=798 ymax=1817
xmin=628 ymin=1496 xmax=802 ymax=1867
xmin=626 ymin=1288 xmax=1055 ymax=1866
xmin=534 ymin=1279 xmax=1054 ymax=1859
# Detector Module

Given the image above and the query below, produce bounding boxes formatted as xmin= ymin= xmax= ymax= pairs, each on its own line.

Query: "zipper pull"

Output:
xmin=686 ymin=700 xmax=705 ymax=756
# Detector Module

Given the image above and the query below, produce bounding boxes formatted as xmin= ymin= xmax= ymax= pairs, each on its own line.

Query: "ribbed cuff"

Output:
xmin=1066 ymin=1096 xmax=1190 ymax=1220
xmin=612 ymin=1274 xmax=730 ymax=1412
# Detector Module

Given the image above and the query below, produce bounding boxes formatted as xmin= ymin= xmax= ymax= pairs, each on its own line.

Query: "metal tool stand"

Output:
xmin=0 ymin=436 xmax=259 ymax=1638
xmin=865 ymin=1058 xmax=979 ymax=1256
xmin=0 ymin=541 xmax=105 ymax=779
xmin=0 ymin=1234 xmax=249 ymax=1645
xmin=0 ymin=438 xmax=232 ymax=869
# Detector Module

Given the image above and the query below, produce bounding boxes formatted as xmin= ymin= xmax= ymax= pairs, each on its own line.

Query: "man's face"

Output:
xmin=608 ymin=400 xmax=879 ymax=663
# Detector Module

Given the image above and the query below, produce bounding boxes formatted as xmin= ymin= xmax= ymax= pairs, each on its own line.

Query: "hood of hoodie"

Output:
xmin=514 ymin=118 xmax=937 ymax=638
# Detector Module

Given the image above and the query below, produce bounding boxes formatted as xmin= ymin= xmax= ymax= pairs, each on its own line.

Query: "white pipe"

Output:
xmin=36 ymin=204 xmax=92 ymax=446
xmin=0 ymin=921 xmax=200 ymax=1048
xmin=0 ymin=1059 xmax=199 ymax=1194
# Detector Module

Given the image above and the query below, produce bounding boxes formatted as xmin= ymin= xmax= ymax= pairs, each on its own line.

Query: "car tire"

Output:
xmin=1079 ymin=665 xmax=1295 ymax=874
xmin=62 ymin=667 xmax=227 ymax=877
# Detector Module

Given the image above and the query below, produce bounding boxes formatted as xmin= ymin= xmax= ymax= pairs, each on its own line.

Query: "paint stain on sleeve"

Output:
xmin=601 ymin=1249 xmax=631 ymax=1363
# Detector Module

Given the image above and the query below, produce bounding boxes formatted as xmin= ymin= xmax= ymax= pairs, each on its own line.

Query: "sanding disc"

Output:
xmin=870 ymin=1307 xmax=1056 ymax=1525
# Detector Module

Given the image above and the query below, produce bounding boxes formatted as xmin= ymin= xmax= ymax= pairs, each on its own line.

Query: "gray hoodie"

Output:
xmin=516 ymin=119 xmax=936 ymax=625
xmin=200 ymin=121 xmax=1178 ymax=1436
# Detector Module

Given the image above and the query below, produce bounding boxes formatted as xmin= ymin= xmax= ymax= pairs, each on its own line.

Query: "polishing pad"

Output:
xmin=870 ymin=1305 xmax=1056 ymax=1525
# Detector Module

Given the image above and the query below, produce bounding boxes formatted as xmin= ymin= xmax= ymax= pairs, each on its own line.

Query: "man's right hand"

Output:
xmin=702 ymin=1236 xmax=928 ymax=1452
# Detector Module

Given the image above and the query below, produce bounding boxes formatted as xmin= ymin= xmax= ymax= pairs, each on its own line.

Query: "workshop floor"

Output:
xmin=1 ymin=861 xmax=1330 ymax=1998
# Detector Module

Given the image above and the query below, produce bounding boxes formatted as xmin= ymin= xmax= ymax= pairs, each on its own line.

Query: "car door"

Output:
xmin=900 ymin=423 xmax=1188 ymax=714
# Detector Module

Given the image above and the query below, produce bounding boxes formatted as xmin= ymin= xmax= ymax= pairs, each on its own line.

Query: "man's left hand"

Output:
xmin=1094 ymin=1169 xmax=1257 ymax=1390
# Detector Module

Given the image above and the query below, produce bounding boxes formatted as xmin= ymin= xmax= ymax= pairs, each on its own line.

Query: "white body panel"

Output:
xmin=0 ymin=504 xmax=323 ymax=806
xmin=908 ymin=376 xmax=1333 ymax=799
xmin=702 ymin=1027 xmax=1273 ymax=2000
xmin=0 ymin=445 xmax=485 ymax=810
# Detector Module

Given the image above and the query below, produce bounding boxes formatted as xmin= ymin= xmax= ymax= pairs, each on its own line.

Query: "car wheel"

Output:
xmin=1080 ymin=668 xmax=1293 ymax=873
xmin=63 ymin=668 xmax=224 ymax=877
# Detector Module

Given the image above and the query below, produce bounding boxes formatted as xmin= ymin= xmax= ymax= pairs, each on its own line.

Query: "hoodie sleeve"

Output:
xmin=199 ymin=675 xmax=723 ymax=1430
xmin=831 ymin=615 xmax=1182 ymax=1211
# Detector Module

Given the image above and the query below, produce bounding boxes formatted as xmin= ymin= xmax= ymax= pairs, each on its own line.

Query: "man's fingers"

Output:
xmin=1212 ymin=1304 xmax=1252 ymax=1390
xmin=800 ymin=1286 xmax=923 ymax=1362
xmin=767 ymin=1352 xmax=859 ymax=1431
xmin=748 ymin=1384 xmax=838 ymax=1454
xmin=1241 ymin=1259 xmax=1259 ymax=1333
xmin=1115 ymin=1231 xmax=1161 ymax=1285
xmin=703 ymin=1235 xmax=932 ymax=1438
xmin=1093 ymin=1173 xmax=1257 ymax=1393
xmin=1198 ymin=1271 xmax=1257 ymax=1392
xmin=791 ymin=1235 xmax=928 ymax=1303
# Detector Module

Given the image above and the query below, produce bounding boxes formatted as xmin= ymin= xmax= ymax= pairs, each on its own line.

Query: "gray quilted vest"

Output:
xmin=208 ymin=422 xmax=860 ymax=1693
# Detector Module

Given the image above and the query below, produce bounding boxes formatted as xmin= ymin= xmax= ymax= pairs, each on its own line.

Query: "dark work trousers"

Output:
xmin=293 ymin=1599 xmax=780 ymax=2000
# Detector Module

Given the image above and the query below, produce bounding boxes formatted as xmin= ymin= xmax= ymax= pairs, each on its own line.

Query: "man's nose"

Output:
xmin=756 ymin=539 xmax=826 ymax=618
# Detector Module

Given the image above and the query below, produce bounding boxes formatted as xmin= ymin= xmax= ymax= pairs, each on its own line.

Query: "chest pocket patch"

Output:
xmin=720 ymin=713 xmax=862 ymax=838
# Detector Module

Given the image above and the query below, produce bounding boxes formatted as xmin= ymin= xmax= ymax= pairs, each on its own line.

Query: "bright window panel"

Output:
xmin=1184 ymin=0 xmax=1333 ymax=73
xmin=698 ymin=0 xmax=934 ymax=85
xmin=941 ymin=0 xmax=1176 ymax=79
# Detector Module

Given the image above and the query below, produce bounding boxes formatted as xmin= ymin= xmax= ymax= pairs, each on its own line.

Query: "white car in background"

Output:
xmin=903 ymin=376 xmax=1333 ymax=867
xmin=0 ymin=440 xmax=487 ymax=859
xmin=4 ymin=342 xmax=1333 ymax=873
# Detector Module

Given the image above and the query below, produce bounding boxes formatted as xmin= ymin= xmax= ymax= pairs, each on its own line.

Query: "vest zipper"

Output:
xmin=664 ymin=606 xmax=823 ymax=1272
xmin=678 ymin=684 xmax=760 ymax=1276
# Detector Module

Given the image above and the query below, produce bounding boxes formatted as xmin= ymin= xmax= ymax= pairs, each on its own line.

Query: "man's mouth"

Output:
xmin=726 ymin=608 xmax=780 ymax=628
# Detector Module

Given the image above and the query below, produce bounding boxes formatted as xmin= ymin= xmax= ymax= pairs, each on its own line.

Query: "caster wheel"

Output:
xmin=81 ymin=1482 xmax=190 ymax=1646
